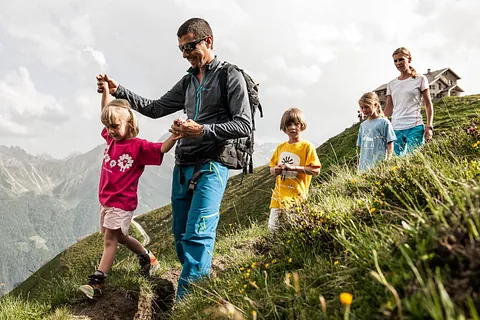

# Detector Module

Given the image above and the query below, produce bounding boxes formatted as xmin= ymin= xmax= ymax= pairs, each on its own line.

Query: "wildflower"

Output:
xmin=244 ymin=272 xmax=250 ymax=278
xmin=350 ymin=178 xmax=356 ymax=184
xmin=251 ymin=223 xmax=255 ymax=227
xmin=381 ymin=192 xmax=385 ymax=196
xmin=251 ymin=262 xmax=257 ymax=269
xmin=239 ymin=267 xmax=245 ymax=271
xmin=239 ymin=288 xmax=245 ymax=294
xmin=370 ymin=208 xmax=376 ymax=213
xmin=271 ymin=259 xmax=277 ymax=264
xmin=252 ymin=310 xmax=257 ymax=320
xmin=376 ymin=181 xmax=381 ymax=186
xmin=265 ymin=263 xmax=269 ymax=268
xmin=243 ymin=284 xmax=247 ymax=289
xmin=334 ymin=260 xmax=339 ymax=265
xmin=225 ymin=233 xmax=229 ymax=237
xmin=340 ymin=292 xmax=353 ymax=305
xmin=288 ymin=258 xmax=293 ymax=263
xmin=393 ymin=166 xmax=398 ymax=171
xmin=229 ymin=224 xmax=232 ymax=227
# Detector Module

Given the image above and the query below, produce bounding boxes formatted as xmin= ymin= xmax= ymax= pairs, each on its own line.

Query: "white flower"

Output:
xmin=104 ymin=154 xmax=111 ymax=163
xmin=109 ymin=160 xmax=116 ymax=168
xmin=117 ymin=154 xmax=134 ymax=172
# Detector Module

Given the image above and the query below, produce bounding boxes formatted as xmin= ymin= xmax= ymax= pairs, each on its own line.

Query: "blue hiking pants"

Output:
xmin=393 ymin=125 xmax=425 ymax=156
xmin=171 ymin=160 xmax=229 ymax=299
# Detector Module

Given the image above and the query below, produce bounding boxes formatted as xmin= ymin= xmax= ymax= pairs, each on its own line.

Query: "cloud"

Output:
xmin=0 ymin=67 xmax=67 ymax=135
xmin=265 ymin=56 xmax=322 ymax=85
xmin=264 ymin=85 xmax=306 ymax=100
xmin=83 ymin=47 xmax=108 ymax=72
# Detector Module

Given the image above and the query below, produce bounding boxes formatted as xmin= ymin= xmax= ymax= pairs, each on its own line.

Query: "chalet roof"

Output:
xmin=373 ymin=67 xmax=461 ymax=93
xmin=439 ymin=84 xmax=465 ymax=93
xmin=373 ymin=83 xmax=387 ymax=92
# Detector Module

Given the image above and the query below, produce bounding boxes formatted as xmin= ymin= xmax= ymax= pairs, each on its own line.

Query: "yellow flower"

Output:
xmin=239 ymin=267 xmax=245 ymax=271
xmin=239 ymin=289 xmax=245 ymax=294
xmin=288 ymin=258 xmax=293 ymax=263
xmin=393 ymin=166 xmax=398 ymax=171
xmin=243 ymin=284 xmax=247 ymax=289
xmin=340 ymin=292 xmax=353 ymax=305
xmin=251 ymin=223 xmax=255 ymax=227
xmin=265 ymin=263 xmax=269 ymax=268
xmin=225 ymin=233 xmax=229 ymax=237
xmin=271 ymin=259 xmax=277 ymax=264
xmin=334 ymin=260 xmax=339 ymax=265
xmin=376 ymin=181 xmax=381 ymax=186
xmin=381 ymin=192 xmax=385 ymax=196
xmin=251 ymin=262 xmax=257 ymax=269
xmin=370 ymin=208 xmax=376 ymax=213
xmin=252 ymin=310 xmax=257 ymax=320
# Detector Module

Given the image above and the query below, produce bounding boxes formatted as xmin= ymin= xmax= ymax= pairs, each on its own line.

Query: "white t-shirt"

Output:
xmin=386 ymin=75 xmax=428 ymax=130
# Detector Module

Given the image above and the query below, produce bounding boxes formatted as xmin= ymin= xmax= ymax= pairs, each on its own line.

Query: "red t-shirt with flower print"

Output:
xmin=99 ymin=128 xmax=164 ymax=211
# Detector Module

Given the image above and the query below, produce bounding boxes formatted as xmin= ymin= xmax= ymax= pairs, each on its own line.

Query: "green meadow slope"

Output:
xmin=2 ymin=95 xmax=480 ymax=319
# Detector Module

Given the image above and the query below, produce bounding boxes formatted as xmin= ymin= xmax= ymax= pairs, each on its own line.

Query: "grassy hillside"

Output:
xmin=2 ymin=95 xmax=480 ymax=319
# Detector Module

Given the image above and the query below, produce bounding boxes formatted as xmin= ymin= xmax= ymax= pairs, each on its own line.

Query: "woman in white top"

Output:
xmin=384 ymin=47 xmax=434 ymax=156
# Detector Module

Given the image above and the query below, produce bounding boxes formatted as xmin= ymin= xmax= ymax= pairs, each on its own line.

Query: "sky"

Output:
xmin=0 ymin=0 xmax=479 ymax=158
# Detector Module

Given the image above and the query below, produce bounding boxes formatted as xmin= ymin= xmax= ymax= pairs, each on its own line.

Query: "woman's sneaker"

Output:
xmin=138 ymin=251 xmax=159 ymax=277
xmin=79 ymin=273 xmax=105 ymax=299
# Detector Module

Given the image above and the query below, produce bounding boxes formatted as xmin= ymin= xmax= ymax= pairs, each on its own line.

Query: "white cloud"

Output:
xmin=0 ymin=114 xmax=27 ymax=135
xmin=0 ymin=0 xmax=478 ymax=158
xmin=264 ymin=85 xmax=306 ymax=100
xmin=0 ymin=67 xmax=66 ymax=135
xmin=83 ymin=47 xmax=108 ymax=72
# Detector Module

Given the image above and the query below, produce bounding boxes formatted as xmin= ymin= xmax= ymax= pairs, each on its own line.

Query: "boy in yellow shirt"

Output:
xmin=269 ymin=108 xmax=321 ymax=233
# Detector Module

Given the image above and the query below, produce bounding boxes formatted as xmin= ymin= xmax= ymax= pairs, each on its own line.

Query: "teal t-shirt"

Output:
xmin=357 ymin=117 xmax=396 ymax=172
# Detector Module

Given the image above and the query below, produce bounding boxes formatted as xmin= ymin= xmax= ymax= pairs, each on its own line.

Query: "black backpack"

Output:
xmin=217 ymin=62 xmax=263 ymax=175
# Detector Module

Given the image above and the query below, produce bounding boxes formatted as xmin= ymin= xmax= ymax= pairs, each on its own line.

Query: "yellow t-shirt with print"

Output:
xmin=269 ymin=140 xmax=321 ymax=209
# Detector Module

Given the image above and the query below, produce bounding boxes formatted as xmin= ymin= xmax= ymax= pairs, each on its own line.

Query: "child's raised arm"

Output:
xmin=96 ymin=75 xmax=110 ymax=110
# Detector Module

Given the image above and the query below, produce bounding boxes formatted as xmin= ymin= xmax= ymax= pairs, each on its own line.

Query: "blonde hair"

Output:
xmin=358 ymin=92 xmax=383 ymax=117
xmin=280 ymin=108 xmax=307 ymax=132
xmin=392 ymin=47 xmax=417 ymax=78
xmin=101 ymin=99 xmax=139 ymax=138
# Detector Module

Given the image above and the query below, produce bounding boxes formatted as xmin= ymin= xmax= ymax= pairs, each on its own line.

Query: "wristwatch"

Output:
xmin=427 ymin=125 xmax=434 ymax=130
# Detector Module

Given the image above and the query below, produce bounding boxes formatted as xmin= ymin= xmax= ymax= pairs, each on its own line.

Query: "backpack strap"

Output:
xmin=219 ymin=63 xmax=234 ymax=121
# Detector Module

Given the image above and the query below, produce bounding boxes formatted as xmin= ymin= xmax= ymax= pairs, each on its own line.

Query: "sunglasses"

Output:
xmin=178 ymin=37 xmax=208 ymax=53
xmin=393 ymin=57 xmax=406 ymax=63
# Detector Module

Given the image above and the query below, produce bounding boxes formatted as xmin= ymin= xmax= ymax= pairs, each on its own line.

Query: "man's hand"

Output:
xmin=169 ymin=119 xmax=204 ymax=139
xmin=96 ymin=74 xmax=119 ymax=94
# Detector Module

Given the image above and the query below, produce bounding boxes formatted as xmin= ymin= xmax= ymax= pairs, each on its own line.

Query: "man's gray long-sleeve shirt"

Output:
xmin=113 ymin=57 xmax=252 ymax=164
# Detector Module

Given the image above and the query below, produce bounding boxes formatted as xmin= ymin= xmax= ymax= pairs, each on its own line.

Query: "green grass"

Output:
xmin=2 ymin=95 xmax=480 ymax=319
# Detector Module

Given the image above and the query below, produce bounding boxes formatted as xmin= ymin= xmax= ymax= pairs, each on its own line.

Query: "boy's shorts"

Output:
xmin=99 ymin=205 xmax=133 ymax=236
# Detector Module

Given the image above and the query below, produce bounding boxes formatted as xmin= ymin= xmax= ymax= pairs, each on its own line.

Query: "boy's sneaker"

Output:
xmin=79 ymin=273 xmax=105 ymax=299
xmin=138 ymin=251 xmax=159 ymax=277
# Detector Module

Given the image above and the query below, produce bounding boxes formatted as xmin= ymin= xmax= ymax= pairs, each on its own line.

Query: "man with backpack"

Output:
xmin=96 ymin=17 xmax=260 ymax=300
